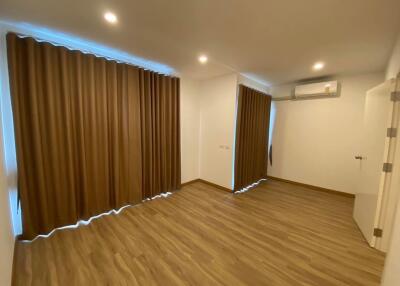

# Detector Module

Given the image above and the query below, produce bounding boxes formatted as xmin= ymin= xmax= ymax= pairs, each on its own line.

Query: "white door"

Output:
xmin=353 ymin=79 xmax=396 ymax=247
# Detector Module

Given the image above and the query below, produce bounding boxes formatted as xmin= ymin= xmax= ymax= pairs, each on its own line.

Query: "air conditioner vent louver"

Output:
xmin=294 ymin=81 xmax=339 ymax=99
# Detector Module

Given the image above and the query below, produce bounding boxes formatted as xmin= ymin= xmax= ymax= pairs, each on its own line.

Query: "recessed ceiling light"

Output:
xmin=313 ymin=62 xmax=325 ymax=71
xmin=198 ymin=55 xmax=208 ymax=64
xmin=104 ymin=12 xmax=117 ymax=24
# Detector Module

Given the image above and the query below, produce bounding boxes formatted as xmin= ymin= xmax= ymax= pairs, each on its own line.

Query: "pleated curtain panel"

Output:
xmin=139 ymin=70 xmax=181 ymax=199
xmin=234 ymin=85 xmax=271 ymax=191
xmin=7 ymin=33 xmax=181 ymax=240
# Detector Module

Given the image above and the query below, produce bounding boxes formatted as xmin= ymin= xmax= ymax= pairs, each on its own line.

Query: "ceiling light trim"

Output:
xmin=313 ymin=62 xmax=325 ymax=71
xmin=104 ymin=12 xmax=118 ymax=24
xmin=198 ymin=55 xmax=208 ymax=64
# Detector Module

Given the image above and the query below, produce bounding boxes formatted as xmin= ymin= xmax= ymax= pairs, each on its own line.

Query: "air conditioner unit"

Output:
xmin=294 ymin=80 xmax=339 ymax=99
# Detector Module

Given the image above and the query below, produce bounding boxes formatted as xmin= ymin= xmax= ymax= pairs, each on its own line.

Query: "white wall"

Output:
xmin=198 ymin=73 xmax=238 ymax=189
xmin=0 ymin=26 xmax=16 ymax=286
xmin=0 ymin=136 xmax=14 ymax=286
xmin=269 ymin=72 xmax=383 ymax=194
xmin=180 ymin=78 xmax=200 ymax=183
xmin=386 ymin=32 xmax=400 ymax=80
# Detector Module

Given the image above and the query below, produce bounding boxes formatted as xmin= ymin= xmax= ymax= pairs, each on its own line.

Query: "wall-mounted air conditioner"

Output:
xmin=294 ymin=80 xmax=339 ymax=99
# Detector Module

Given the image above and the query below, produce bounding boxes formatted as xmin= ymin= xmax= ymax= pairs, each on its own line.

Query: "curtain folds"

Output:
xmin=139 ymin=70 xmax=181 ymax=199
xmin=234 ymin=85 xmax=271 ymax=191
xmin=7 ymin=33 xmax=180 ymax=240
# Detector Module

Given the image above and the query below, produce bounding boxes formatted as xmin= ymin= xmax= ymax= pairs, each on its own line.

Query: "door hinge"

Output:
xmin=374 ymin=228 xmax=383 ymax=238
xmin=391 ymin=91 xmax=400 ymax=102
xmin=387 ymin=128 xmax=397 ymax=138
xmin=383 ymin=163 xmax=393 ymax=172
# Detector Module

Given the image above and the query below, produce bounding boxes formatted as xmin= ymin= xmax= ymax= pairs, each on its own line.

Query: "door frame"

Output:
xmin=371 ymin=74 xmax=400 ymax=250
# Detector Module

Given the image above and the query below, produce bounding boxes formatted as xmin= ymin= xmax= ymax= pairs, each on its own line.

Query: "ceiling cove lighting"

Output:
xmin=198 ymin=55 xmax=208 ymax=64
xmin=0 ymin=21 xmax=175 ymax=75
xmin=104 ymin=12 xmax=118 ymax=24
xmin=313 ymin=62 xmax=325 ymax=71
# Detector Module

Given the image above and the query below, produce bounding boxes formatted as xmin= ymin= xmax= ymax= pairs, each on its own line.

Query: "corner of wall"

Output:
xmin=268 ymin=72 xmax=383 ymax=194
xmin=197 ymin=73 xmax=238 ymax=189
xmin=386 ymin=32 xmax=400 ymax=80
xmin=237 ymin=73 xmax=271 ymax=94
xmin=0 ymin=25 xmax=18 ymax=286
xmin=180 ymin=78 xmax=201 ymax=184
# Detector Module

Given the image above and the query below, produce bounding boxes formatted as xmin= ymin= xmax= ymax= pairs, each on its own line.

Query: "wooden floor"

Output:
xmin=13 ymin=179 xmax=385 ymax=285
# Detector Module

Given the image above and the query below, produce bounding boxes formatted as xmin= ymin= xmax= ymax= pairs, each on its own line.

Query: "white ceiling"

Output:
xmin=1 ymin=0 xmax=400 ymax=85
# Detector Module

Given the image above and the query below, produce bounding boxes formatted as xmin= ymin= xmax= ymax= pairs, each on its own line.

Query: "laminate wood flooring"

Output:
xmin=13 ymin=179 xmax=385 ymax=285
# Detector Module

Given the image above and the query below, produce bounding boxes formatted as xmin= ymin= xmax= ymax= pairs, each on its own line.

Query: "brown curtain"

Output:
xmin=234 ymin=85 xmax=271 ymax=191
xmin=139 ymin=70 xmax=181 ymax=198
xmin=7 ymin=33 xmax=180 ymax=239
